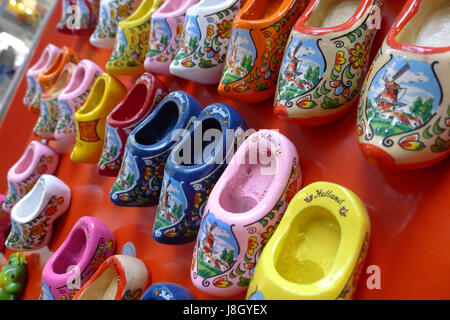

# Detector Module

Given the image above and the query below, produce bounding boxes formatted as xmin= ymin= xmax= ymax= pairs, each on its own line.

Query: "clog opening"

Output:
xmin=275 ymin=206 xmax=341 ymax=285
xmin=32 ymin=50 xmax=50 ymax=72
xmin=78 ymin=78 xmax=105 ymax=114
xmin=159 ymin=0 xmax=188 ymax=12
xmin=396 ymin=0 xmax=450 ymax=48
xmin=42 ymin=52 xmax=63 ymax=76
xmin=241 ymin=0 xmax=285 ymax=20
xmin=110 ymin=83 xmax=147 ymax=122
xmin=135 ymin=101 xmax=179 ymax=145
xmin=47 ymin=69 xmax=70 ymax=96
xmin=305 ymin=0 xmax=360 ymax=28
xmin=131 ymin=0 xmax=156 ymax=21
xmin=218 ymin=144 xmax=276 ymax=213
xmin=201 ymin=0 xmax=235 ymax=10
xmin=63 ymin=66 xmax=86 ymax=95
xmin=178 ymin=118 xmax=223 ymax=165
xmin=15 ymin=179 xmax=45 ymax=219
xmin=14 ymin=144 xmax=35 ymax=174
xmin=52 ymin=228 xmax=87 ymax=274
xmin=77 ymin=268 xmax=118 ymax=300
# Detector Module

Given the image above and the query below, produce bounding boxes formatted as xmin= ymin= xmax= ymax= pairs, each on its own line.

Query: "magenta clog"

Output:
xmin=54 ymin=59 xmax=104 ymax=143
xmin=2 ymin=141 xmax=59 ymax=213
xmin=41 ymin=216 xmax=116 ymax=300
xmin=98 ymin=72 xmax=168 ymax=176
xmin=191 ymin=129 xmax=302 ymax=297
xmin=144 ymin=0 xmax=199 ymax=75
xmin=0 ymin=195 xmax=11 ymax=252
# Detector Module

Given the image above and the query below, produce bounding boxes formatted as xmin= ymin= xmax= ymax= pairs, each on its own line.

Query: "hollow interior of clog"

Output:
xmin=78 ymin=78 xmax=105 ymax=114
xmin=305 ymin=0 xmax=360 ymax=28
xmin=218 ymin=144 xmax=277 ymax=213
xmin=135 ymin=101 xmax=179 ymax=146
xmin=52 ymin=228 xmax=87 ymax=275
xmin=14 ymin=144 xmax=34 ymax=174
xmin=77 ymin=268 xmax=118 ymax=300
xmin=14 ymin=179 xmax=45 ymax=220
xmin=275 ymin=206 xmax=341 ymax=285
xmin=46 ymin=69 xmax=70 ymax=96
xmin=30 ymin=50 xmax=50 ymax=73
xmin=397 ymin=0 xmax=450 ymax=48
xmin=240 ymin=0 xmax=285 ymax=20
xmin=62 ymin=66 xmax=85 ymax=95
xmin=177 ymin=118 xmax=223 ymax=166
xmin=110 ymin=83 xmax=147 ymax=122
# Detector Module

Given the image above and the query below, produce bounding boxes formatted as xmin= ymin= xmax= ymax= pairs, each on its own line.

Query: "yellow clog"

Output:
xmin=106 ymin=0 xmax=164 ymax=75
xmin=246 ymin=181 xmax=370 ymax=300
xmin=71 ymin=73 xmax=127 ymax=164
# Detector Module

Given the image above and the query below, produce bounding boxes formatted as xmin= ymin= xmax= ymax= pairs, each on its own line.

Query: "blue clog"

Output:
xmin=140 ymin=282 xmax=195 ymax=300
xmin=110 ymin=91 xmax=202 ymax=207
xmin=152 ymin=103 xmax=247 ymax=244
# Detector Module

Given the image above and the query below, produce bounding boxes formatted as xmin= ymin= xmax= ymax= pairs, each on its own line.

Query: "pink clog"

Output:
xmin=0 ymin=195 xmax=11 ymax=252
xmin=23 ymin=44 xmax=61 ymax=113
xmin=98 ymin=72 xmax=168 ymax=176
xmin=41 ymin=216 xmax=116 ymax=300
xmin=144 ymin=0 xmax=198 ymax=75
xmin=55 ymin=59 xmax=104 ymax=143
xmin=2 ymin=141 xmax=59 ymax=213
xmin=191 ymin=129 xmax=302 ymax=297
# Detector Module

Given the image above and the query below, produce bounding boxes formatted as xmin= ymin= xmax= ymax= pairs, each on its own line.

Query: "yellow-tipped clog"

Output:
xmin=246 ymin=181 xmax=370 ymax=300
xmin=106 ymin=0 xmax=164 ymax=75
xmin=71 ymin=73 xmax=127 ymax=164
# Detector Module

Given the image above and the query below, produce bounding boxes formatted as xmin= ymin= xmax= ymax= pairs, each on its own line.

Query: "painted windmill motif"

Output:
xmin=375 ymin=63 xmax=410 ymax=111
xmin=284 ymin=41 xmax=304 ymax=82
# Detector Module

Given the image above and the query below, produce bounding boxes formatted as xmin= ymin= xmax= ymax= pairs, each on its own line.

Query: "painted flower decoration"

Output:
xmin=194 ymin=193 xmax=203 ymax=209
xmin=296 ymin=95 xmax=316 ymax=109
xmin=155 ymin=163 xmax=165 ymax=179
xmin=247 ymin=236 xmax=258 ymax=256
xmin=217 ymin=20 xmax=232 ymax=39
xmin=44 ymin=206 xmax=57 ymax=216
xmin=349 ymin=42 xmax=367 ymax=69
xmin=275 ymin=33 xmax=288 ymax=49
xmin=263 ymin=40 xmax=273 ymax=59
xmin=285 ymin=179 xmax=298 ymax=203
xmin=139 ymin=30 xmax=149 ymax=44
xmin=334 ymin=51 xmax=346 ymax=72
xmin=91 ymin=254 xmax=106 ymax=271
xmin=176 ymin=24 xmax=183 ymax=39
xmin=260 ymin=223 xmax=278 ymax=246
xmin=206 ymin=25 xmax=215 ymax=41
xmin=30 ymin=224 xmax=44 ymax=236
xmin=117 ymin=5 xmax=129 ymax=18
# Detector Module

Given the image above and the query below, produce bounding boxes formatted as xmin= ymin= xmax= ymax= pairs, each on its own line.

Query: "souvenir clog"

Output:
xmin=29 ymin=46 xmax=79 ymax=115
xmin=144 ymin=0 xmax=199 ymax=76
xmin=2 ymin=141 xmax=59 ymax=213
xmin=169 ymin=0 xmax=241 ymax=84
xmin=0 ymin=253 xmax=27 ymax=300
xmin=357 ymin=0 xmax=450 ymax=169
xmin=217 ymin=0 xmax=307 ymax=103
xmin=246 ymin=181 xmax=370 ymax=300
xmin=140 ymin=282 xmax=195 ymax=300
xmin=55 ymin=59 xmax=104 ymax=143
xmin=5 ymin=175 xmax=71 ymax=251
xmin=57 ymin=0 xmax=100 ymax=36
xmin=110 ymin=91 xmax=202 ymax=207
xmin=90 ymin=0 xmax=143 ymax=49
xmin=98 ymin=72 xmax=168 ymax=176
xmin=0 ymin=195 xmax=11 ymax=253
xmin=33 ymin=62 xmax=77 ymax=139
xmin=106 ymin=0 xmax=164 ymax=75
xmin=153 ymin=103 xmax=247 ymax=244
xmin=191 ymin=130 xmax=302 ymax=297
xmin=274 ymin=0 xmax=384 ymax=125
xmin=23 ymin=44 xmax=60 ymax=112
xmin=70 ymin=73 xmax=127 ymax=164
xmin=41 ymin=216 xmax=116 ymax=300
xmin=73 ymin=255 xmax=149 ymax=300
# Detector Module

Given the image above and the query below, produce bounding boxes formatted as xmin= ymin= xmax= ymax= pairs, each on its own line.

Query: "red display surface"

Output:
xmin=0 ymin=0 xmax=449 ymax=300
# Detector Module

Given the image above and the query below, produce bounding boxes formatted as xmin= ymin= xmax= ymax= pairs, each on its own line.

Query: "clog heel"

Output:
xmin=33 ymin=62 xmax=77 ymax=139
xmin=153 ymin=103 xmax=247 ymax=244
xmin=29 ymin=46 xmax=79 ymax=115
xmin=110 ymin=91 xmax=202 ymax=207
xmin=71 ymin=73 xmax=127 ymax=164
xmin=55 ymin=59 xmax=104 ymax=143
xmin=144 ymin=0 xmax=198 ymax=76
xmin=169 ymin=0 xmax=241 ymax=84
xmin=98 ymin=73 xmax=168 ymax=176
xmin=246 ymin=181 xmax=370 ymax=300
xmin=73 ymin=255 xmax=149 ymax=300
xmin=24 ymin=44 xmax=60 ymax=113
xmin=0 ymin=195 xmax=11 ymax=253
xmin=5 ymin=175 xmax=71 ymax=251
xmin=57 ymin=0 xmax=100 ymax=35
xmin=90 ymin=0 xmax=143 ymax=49
xmin=218 ymin=0 xmax=307 ymax=103
xmin=274 ymin=0 xmax=384 ymax=125
xmin=191 ymin=130 xmax=302 ymax=297
xmin=106 ymin=0 xmax=164 ymax=75
xmin=41 ymin=216 xmax=116 ymax=300
xmin=2 ymin=141 xmax=59 ymax=213
xmin=357 ymin=0 xmax=450 ymax=169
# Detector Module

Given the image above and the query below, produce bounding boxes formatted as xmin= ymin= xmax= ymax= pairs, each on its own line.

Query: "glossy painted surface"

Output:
xmin=0 ymin=0 xmax=449 ymax=300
